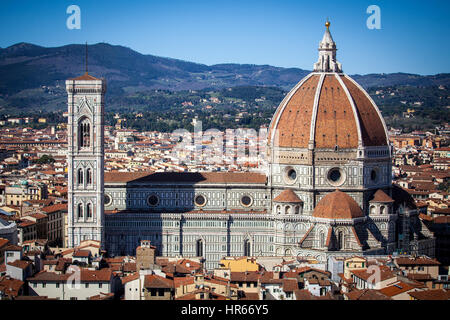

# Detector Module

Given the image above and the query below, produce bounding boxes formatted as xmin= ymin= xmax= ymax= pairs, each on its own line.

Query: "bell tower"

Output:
xmin=66 ymin=68 xmax=106 ymax=248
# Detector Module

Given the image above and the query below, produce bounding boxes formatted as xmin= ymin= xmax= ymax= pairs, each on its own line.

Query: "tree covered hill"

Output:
xmin=0 ymin=42 xmax=449 ymax=117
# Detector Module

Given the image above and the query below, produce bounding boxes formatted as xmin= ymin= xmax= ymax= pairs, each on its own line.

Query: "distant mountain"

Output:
xmin=0 ymin=42 xmax=309 ymax=96
xmin=0 ymin=42 xmax=449 ymax=112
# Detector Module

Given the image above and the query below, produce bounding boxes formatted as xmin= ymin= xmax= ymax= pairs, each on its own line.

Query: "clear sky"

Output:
xmin=0 ymin=0 xmax=448 ymax=75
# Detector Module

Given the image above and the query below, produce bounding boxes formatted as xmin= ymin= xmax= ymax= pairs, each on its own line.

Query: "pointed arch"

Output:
xmin=77 ymin=168 xmax=84 ymax=185
xmin=86 ymin=167 xmax=93 ymax=185
xmin=78 ymin=117 xmax=91 ymax=148
xmin=196 ymin=238 xmax=204 ymax=257
xmin=86 ymin=202 xmax=93 ymax=219
xmin=77 ymin=203 xmax=83 ymax=219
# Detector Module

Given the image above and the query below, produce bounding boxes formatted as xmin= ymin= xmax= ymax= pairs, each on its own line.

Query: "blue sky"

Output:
xmin=0 ymin=0 xmax=448 ymax=75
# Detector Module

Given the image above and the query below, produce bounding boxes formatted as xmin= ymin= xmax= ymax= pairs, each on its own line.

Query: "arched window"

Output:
xmin=285 ymin=206 xmax=291 ymax=215
xmin=276 ymin=205 xmax=281 ymax=215
xmin=319 ymin=231 xmax=325 ymax=248
xmin=338 ymin=231 xmax=344 ymax=250
xmin=380 ymin=206 xmax=386 ymax=215
xmin=294 ymin=206 xmax=300 ymax=214
xmin=86 ymin=168 xmax=92 ymax=185
xmin=78 ymin=118 xmax=91 ymax=148
xmin=77 ymin=168 xmax=83 ymax=185
xmin=196 ymin=239 xmax=203 ymax=257
xmin=244 ymin=239 xmax=251 ymax=256
xmin=77 ymin=203 xmax=83 ymax=219
xmin=370 ymin=205 xmax=376 ymax=215
xmin=86 ymin=203 xmax=92 ymax=219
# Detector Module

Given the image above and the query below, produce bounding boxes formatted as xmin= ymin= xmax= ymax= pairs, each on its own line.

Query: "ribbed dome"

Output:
xmin=268 ymin=23 xmax=388 ymax=150
xmin=273 ymin=189 xmax=303 ymax=203
xmin=313 ymin=190 xmax=364 ymax=219
xmin=268 ymin=73 xmax=388 ymax=149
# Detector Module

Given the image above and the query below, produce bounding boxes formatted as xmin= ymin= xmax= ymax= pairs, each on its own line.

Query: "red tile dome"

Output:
xmin=268 ymin=23 xmax=388 ymax=150
xmin=312 ymin=190 xmax=364 ymax=219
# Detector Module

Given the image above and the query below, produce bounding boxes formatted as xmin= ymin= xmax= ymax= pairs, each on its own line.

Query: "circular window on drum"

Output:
xmin=327 ymin=167 xmax=346 ymax=186
xmin=194 ymin=194 xmax=207 ymax=207
xmin=104 ymin=194 xmax=112 ymax=206
xmin=240 ymin=195 xmax=253 ymax=207
xmin=284 ymin=167 xmax=297 ymax=184
xmin=147 ymin=194 xmax=159 ymax=207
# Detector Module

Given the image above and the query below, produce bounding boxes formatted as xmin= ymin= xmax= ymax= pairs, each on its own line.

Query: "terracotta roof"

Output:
xmin=230 ymin=271 xmax=261 ymax=282
xmin=408 ymin=289 xmax=450 ymax=300
xmin=370 ymin=189 xmax=394 ymax=203
xmin=313 ymin=190 xmax=364 ymax=219
xmin=7 ymin=260 xmax=32 ymax=270
xmin=294 ymin=289 xmax=318 ymax=300
xmin=0 ymin=277 xmax=24 ymax=297
xmin=143 ymin=274 xmax=174 ymax=289
xmin=121 ymin=273 xmax=139 ymax=285
xmin=173 ymin=276 xmax=195 ymax=288
xmin=28 ymin=269 xmax=112 ymax=282
xmin=273 ymin=189 xmax=303 ymax=203
xmin=123 ymin=262 xmax=137 ymax=273
xmin=0 ymin=238 xmax=9 ymax=248
xmin=341 ymin=75 xmax=387 ymax=147
xmin=89 ymin=292 xmax=114 ymax=300
xmin=5 ymin=245 xmax=22 ymax=252
xmin=395 ymin=257 xmax=441 ymax=266
xmin=351 ymin=266 xmax=396 ymax=283
xmin=344 ymin=289 xmax=392 ymax=300
xmin=78 ymin=268 xmax=113 ymax=282
xmin=379 ymin=281 xmax=417 ymax=297
xmin=407 ymin=273 xmax=434 ymax=281
xmin=73 ymin=250 xmax=91 ymax=258
xmin=268 ymin=73 xmax=387 ymax=149
xmin=282 ymin=279 xmax=299 ymax=292
xmin=268 ymin=74 xmax=319 ymax=148
xmin=104 ymin=171 xmax=266 ymax=185
xmin=299 ymin=225 xmax=314 ymax=246
xmin=42 ymin=203 xmax=67 ymax=213
xmin=69 ymin=72 xmax=101 ymax=81
xmin=18 ymin=220 xmax=35 ymax=227
xmin=239 ymin=292 xmax=260 ymax=300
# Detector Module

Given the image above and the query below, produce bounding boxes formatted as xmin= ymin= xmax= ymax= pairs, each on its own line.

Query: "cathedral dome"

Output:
xmin=312 ymin=189 xmax=364 ymax=219
xmin=268 ymin=22 xmax=388 ymax=150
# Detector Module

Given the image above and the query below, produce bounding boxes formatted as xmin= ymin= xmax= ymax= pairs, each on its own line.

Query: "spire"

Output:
xmin=313 ymin=20 xmax=342 ymax=73
xmin=85 ymin=42 xmax=88 ymax=74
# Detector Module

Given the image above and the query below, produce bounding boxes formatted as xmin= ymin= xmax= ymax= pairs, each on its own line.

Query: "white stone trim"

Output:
xmin=309 ymin=73 xmax=326 ymax=144
xmin=343 ymin=74 xmax=390 ymax=150
xmin=268 ymin=73 xmax=315 ymax=148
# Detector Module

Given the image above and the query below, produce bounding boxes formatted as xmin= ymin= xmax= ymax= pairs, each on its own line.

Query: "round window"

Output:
xmin=284 ymin=167 xmax=297 ymax=184
xmin=104 ymin=194 xmax=112 ymax=206
xmin=327 ymin=168 xmax=345 ymax=186
xmin=147 ymin=195 xmax=159 ymax=206
xmin=194 ymin=195 xmax=206 ymax=207
xmin=241 ymin=195 xmax=253 ymax=207
xmin=288 ymin=169 xmax=297 ymax=181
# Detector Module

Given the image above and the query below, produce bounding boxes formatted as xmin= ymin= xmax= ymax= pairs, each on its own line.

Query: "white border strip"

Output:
xmin=309 ymin=73 xmax=326 ymax=143
xmin=269 ymin=73 xmax=315 ymax=147
xmin=334 ymin=73 xmax=363 ymax=147
xmin=343 ymin=74 xmax=390 ymax=147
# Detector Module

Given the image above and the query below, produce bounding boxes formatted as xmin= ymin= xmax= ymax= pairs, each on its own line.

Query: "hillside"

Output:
xmin=0 ymin=42 xmax=449 ymax=113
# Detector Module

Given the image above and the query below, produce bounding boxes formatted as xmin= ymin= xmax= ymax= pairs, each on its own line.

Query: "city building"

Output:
xmin=65 ymin=21 xmax=435 ymax=271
